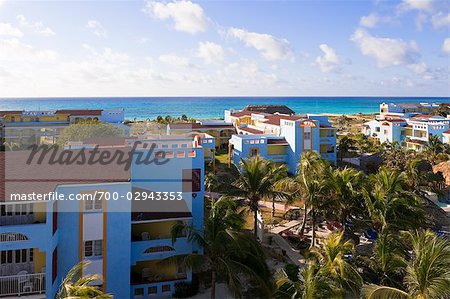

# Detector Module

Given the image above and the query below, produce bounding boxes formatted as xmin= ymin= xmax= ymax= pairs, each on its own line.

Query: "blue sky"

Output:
xmin=0 ymin=0 xmax=448 ymax=97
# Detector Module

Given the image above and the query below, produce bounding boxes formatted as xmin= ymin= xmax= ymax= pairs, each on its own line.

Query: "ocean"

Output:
xmin=0 ymin=97 xmax=449 ymax=120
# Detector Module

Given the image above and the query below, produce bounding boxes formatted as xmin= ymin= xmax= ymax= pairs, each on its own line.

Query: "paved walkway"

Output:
xmin=268 ymin=232 xmax=306 ymax=267
xmin=270 ymin=220 xmax=301 ymax=234
xmin=259 ymin=201 xmax=300 ymax=212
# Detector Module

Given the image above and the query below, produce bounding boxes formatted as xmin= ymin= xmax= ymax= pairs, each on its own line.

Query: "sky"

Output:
xmin=0 ymin=0 xmax=449 ymax=97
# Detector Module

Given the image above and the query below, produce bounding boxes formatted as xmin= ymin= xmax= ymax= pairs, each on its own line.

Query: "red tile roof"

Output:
xmin=407 ymin=139 xmax=427 ymax=145
xmin=1 ymin=150 xmax=130 ymax=202
xmin=55 ymin=109 xmax=103 ymax=116
xmin=411 ymin=114 xmax=438 ymax=119
xmin=383 ymin=114 xmax=404 ymax=117
xmin=170 ymin=122 xmax=234 ymax=130
xmin=264 ymin=114 xmax=304 ymax=126
xmin=0 ymin=111 xmax=23 ymax=116
xmin=230 ymin=111 xmax=253 ymax=118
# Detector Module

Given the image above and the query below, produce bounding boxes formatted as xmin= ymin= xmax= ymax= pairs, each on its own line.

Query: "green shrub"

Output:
xmin=284 ymin=263 xmax=299 ymax=281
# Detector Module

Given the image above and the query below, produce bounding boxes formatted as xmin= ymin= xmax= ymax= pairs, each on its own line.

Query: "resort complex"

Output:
xmin=362 ymin=102 xmax=450 ymax=151
xmin=0 ymin=102 xmax=449 ymax=299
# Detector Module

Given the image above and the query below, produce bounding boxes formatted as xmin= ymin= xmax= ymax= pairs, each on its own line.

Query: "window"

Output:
xmin=148 ymin=287 xmax=157 ymax=294
xmin=250 ymin=148 xmax=259 ymax=157
xmin=182 ymin=169 xmax=201 ymax=193
xmin=84 ymin=240 xmax=93 ymax=257
xmin=155 ymin=152 xmax=165 ymax=159
xmin=94 ymin=240 xmax=103 ymax=256
xmin=304 ymin=132 xmax=311 ymax=140
xmin=0 ymin=249 xmax=33 ymax=264
xmin=15 ymin=250 xmax=21 ymax=263
xmin=135 ymin=288 xmax=144 ymax=296
xmin=162 ymin=284 xmax=171 ymax=292
xmin=84 ymin=240 xmax=103 ymax=257
xmin=84 ymin=193 xmax=102 ymax=211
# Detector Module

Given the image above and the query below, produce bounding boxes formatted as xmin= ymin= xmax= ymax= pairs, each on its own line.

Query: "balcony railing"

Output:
xmin=0 ymin=203 xmax=45 ymax=226
xmin=0 ymin=273 xmax=45 ymax=297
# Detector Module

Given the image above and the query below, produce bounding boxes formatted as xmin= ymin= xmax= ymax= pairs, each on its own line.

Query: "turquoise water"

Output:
xmin=0 ymin=97 xmax=449 ymax=120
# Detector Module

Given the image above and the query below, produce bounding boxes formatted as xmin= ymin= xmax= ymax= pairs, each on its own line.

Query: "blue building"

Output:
xmin=362 ymin=102 xmax=450 ymax=150
xmin=0 ymin=133 xmax=214 ymax=298
xmin=225 ymin=106 xmax=337 ymax=173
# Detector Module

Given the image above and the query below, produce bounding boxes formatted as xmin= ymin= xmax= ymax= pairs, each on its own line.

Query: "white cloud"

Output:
xmin=351 ymin=29 xmax=419 ymax=68
xmin=197 ymin=41 xmax=224 ymax=64
xmin=360 ymin=13 xmax=379 ymax=28
xmin=86 ymin=20 xmax=107 ymax=38
xmin=82 ymin=44 xmax=129 ymax=65
xmin=0 ymin=38 xmax=57 ymax=62
xmin=0 ymin=23 xmax=23 ymax=37
xmin=158 ymin=54 xmax=192 ymax=67
xmin=17 ymin=15 xmax=55 ymax=36
xmin=0 ymin=0 xmax=6 ymax=8
xmin=399 ymin=0 xmax=434 ymax=12
xmin=443 ymin=38 xmax=450 ymax=54
xmin=431 ymin=12 xmax=450 ymax=28
xmin=227 ymin=27 xmax=292 ymax=61
xmin=143 ymin=0 xmax=207 ymax=34
xmin=315 ymin=44 xmax=341 ymax=73
xmin=408 ymin=62 xmax=428 ymax=74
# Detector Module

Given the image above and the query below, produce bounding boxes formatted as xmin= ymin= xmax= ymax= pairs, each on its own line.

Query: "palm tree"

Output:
xmin=170 ymin=198 xmax=272 ymax=299
xmin=268 ymin=162 xmax=289 ymax=217
xmin=306 ymin=175 xmax=329 ymax=248
xmin=57 ymin=261 xmax=111 ymax=298
xmin=328 ymin=167 xmax=364 ymax=232
xmin=425 ymin=135 xmax=444 ymax=164
xmin=311 ymin=231 xmax=362 ymax=295
xmin=204 ymin=172 xmax=220 ymax=201
xmin=363 ymin=230 xmax=450 ymax=299
xmin=279 ymin=151 xmax=328 ymax=237
xmin=4 ymin=141 xmax=21 ymax=151
xmin=275 ymin=262 xmax=342 ymax=299
xmin=230 ymin=156 xmax=288 ymax=236
xmin=363 ymin=168 xmax=424 ymax=233
xmin=359 ymin=232 xmax=407 ymax=289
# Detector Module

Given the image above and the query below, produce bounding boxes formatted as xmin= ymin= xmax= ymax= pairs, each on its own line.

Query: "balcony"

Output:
xmin=0 ymin=203 xmax=46 ymax=226
xmin=131 ymin=221 xmax=190 ymax=263
xmin=131 ymin=237 xmax=191 ymax=263
xmin=131 ymin=260 xmax=187 ymax=286
xmin=0 ymin=272 xmax=45 ymax=297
